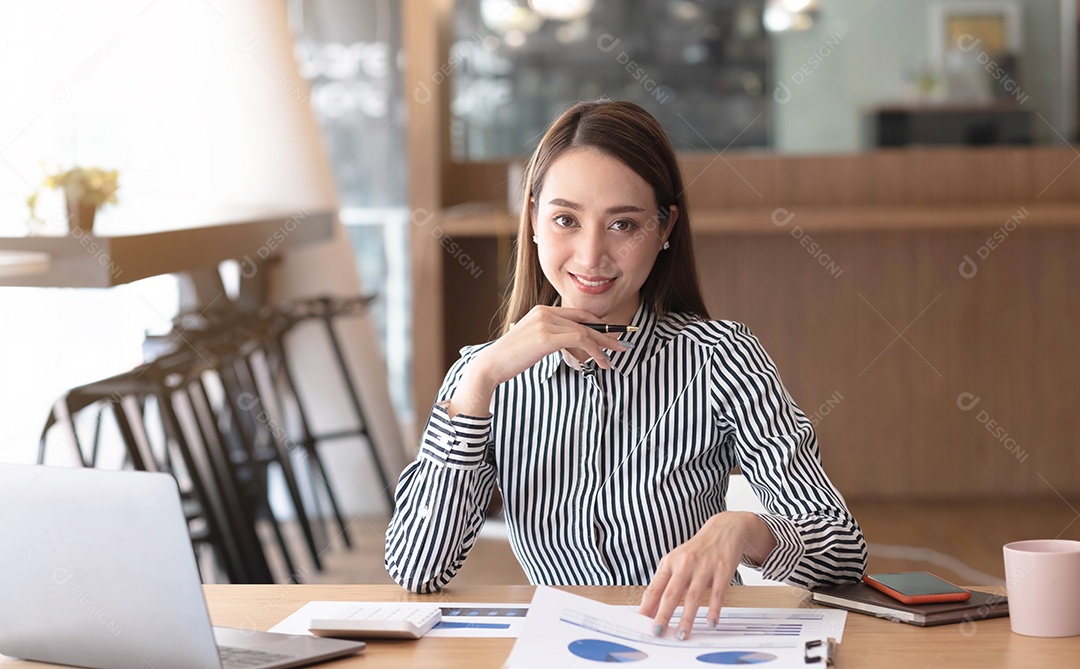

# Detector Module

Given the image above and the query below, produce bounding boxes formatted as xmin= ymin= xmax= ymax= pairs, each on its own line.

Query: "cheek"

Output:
xmin=622 ymin=243 xmax=661 ymax=277
xmin=536 ymin=240 xmax=566 ymax=277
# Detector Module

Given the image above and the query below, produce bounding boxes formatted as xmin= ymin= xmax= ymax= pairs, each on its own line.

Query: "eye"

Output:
xmin=609 ymin=219 xmax=638 ymax=232
xmin=553 ymin=214 xmax=578 ymax=228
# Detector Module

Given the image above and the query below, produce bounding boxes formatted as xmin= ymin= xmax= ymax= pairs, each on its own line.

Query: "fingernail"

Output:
xmin=708 ymin=617 xmax=717 ymax=630
xmin=675 ymin=629 xmax=687 ymax=641
xmin=620 ymin=340 xmax=636 ymax=349
xmin=652 ymin=624 xmax=664 ymax=637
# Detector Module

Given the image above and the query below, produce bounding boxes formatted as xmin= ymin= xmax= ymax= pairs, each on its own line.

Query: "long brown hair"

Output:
xmin=500 ymin=99 xmax=709 ymax=334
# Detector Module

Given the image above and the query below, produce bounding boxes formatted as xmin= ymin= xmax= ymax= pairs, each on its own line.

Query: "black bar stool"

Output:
xmin=36 ymin=354 xmax=273 ymax=583
xmin=159 ymin=305 xmax=340 ymax=570
xmin=277 ymin=295 xmax=395 ymax=512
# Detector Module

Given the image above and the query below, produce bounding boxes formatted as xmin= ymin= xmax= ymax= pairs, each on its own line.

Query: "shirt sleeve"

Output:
xmin=711 ymin=323 xmax=868 ymax=587
xmin=384 ymin=346 xmax=499 ymax=593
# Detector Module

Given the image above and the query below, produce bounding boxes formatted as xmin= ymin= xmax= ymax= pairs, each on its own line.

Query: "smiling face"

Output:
xmin=531 ymin=148 xmax=674 ymax=325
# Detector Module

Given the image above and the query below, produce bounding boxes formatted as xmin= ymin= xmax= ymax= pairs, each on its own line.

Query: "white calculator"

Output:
xmin=309 ymin=605 xmax=443 ymax=640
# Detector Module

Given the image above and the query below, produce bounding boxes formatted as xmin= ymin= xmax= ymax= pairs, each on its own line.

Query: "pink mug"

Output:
xmin=1003 ymin=539 xmax=1080 ymax=637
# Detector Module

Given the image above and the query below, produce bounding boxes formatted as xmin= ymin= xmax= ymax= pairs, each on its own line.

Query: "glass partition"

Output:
xmin=450 ymin=0 xmax=1076 ymax=156
xmin=290 ymin=0 xmax=413 ymax=415
xmin=450 ymin=0 xmax=771 ymax=159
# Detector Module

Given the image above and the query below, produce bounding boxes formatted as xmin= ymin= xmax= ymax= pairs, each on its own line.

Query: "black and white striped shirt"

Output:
xmin=385 ymin=305 xmax=867 ymax=593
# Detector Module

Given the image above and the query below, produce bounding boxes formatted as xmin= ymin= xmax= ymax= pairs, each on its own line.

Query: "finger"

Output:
xmin=706 ymin=573 xmax=732 ymax=630
xmin=554 ymin=320 xmax=628 ymax=352
xmin=546 ymin=323 xmax=624 ymax=351
xmin=578 ymin=329 xmax=630 ymax=357
xmin=537 ymin=308 xmax=629 ymax=347
xmin=553 ymin=330 xmax=618 ymax=369
xmin=676 ymin=576 xmax=710 ymax=641
xmin=639 ymin=563 xmax=672 ymax=618
xmin=653 ymin=569 xmax=693 ymax=638
xmin=592 ymin=331 xmax=629 ymax=351
xmin=550 ymin=311 xmax=632 ymax=345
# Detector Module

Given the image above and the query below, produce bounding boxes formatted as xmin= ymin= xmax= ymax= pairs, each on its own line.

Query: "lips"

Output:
xmin=570 ymin=273 xmax=615 ymax=294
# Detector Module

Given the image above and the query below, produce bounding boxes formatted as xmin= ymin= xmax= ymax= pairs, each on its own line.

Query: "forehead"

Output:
xmin=538 ymin=148 xmax=655 ymax=209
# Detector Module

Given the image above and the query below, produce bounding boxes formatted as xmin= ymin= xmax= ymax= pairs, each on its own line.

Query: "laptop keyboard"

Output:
xmin=218 ymin=645 xmax=295 ymax=668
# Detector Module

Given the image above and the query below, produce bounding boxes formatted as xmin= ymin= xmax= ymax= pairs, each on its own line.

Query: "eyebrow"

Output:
xmin=546 ymin=198 xmax=647 ymax=215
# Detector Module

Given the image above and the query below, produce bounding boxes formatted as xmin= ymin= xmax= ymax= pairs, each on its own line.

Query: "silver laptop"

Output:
xmin=0 ymin=464 xmax=364 ymax=669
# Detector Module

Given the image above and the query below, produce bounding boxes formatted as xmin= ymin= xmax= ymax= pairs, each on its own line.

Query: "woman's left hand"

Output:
xmin=638 ymin=511 xmax=777 ymax=640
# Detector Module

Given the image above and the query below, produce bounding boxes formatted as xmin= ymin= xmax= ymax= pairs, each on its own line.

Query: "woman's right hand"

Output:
xmin=447 ymin=305 xmax=630 ymax=418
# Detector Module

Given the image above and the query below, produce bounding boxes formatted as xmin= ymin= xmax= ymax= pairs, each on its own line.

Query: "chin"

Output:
xmin=577 ymin=303 xmax=618 ymax=320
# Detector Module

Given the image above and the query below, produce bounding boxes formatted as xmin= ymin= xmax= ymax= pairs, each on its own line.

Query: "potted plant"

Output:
xmin=26 ymin=166 xmax=120 ymax=234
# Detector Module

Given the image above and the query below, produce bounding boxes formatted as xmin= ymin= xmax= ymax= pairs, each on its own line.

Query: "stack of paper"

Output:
xmin=505 ymin=587 xmax=846 ymax=668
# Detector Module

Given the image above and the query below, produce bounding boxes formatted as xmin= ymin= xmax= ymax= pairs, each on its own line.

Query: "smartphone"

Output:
xmin=862 ymin=572 xmax=971 ymax=605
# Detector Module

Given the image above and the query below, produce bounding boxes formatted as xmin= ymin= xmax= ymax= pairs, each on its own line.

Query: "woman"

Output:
xmin=386 ymin=100 xmax=866 ymax=640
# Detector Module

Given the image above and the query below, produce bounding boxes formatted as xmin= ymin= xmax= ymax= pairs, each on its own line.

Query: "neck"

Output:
xmin=608 ymin=296 xmax=641 ymax=327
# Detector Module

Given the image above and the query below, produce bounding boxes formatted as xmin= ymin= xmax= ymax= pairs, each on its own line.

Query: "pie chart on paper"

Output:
xmin=696 ymin=650 xmax=778 ymax=664
xmin=567 ymin=639 xmax=648 ymax=662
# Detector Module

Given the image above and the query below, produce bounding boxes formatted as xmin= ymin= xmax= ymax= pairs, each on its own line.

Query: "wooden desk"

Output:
xmin=6 ymin=585 xmax=1074 ymax=668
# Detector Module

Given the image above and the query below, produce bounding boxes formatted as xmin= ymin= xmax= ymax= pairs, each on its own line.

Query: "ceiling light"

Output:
xmin=528 ymin=0 xmax=594 ymax=21
xmin=764 ymin=0 xmax=819 ymax=32
xmin=481 ymin=0 xmax=543 ymax=35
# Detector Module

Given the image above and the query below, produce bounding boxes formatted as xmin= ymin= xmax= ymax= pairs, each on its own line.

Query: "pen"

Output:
xmin=581 ymin=323 xmax=640 ymax=333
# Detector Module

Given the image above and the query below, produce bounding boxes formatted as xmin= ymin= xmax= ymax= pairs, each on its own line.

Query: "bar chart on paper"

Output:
xmin=271 ymin=602 xmax=531 ymax=639
xmin=428 ymin=605 xmax=529 ymax=636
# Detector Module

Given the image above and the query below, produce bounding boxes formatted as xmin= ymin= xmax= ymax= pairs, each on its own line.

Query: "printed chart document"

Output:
xmin=505 ymin=587 xmax=845 ymax=668
xmin=270 ymin=601 xmax=529 ymax=638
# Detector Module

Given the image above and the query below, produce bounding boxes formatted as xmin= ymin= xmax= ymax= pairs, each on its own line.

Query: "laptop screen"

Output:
xmin=0 ymin=465 xmax=224 ymax=668
xmin=0 ymin=465 xmax=362 ymax=669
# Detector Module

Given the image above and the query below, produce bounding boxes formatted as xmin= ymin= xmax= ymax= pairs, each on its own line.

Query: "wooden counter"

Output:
xmin=0 ymin=211 xmax=334 ymax=289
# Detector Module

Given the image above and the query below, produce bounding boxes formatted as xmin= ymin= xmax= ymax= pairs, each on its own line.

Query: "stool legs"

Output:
xmin=313 ymin=312 xmax=395 ymax=509
xmin=268 ymin=334 xmax=353 ymax=549
xmin=184 ymin=379 xmax=252 ymax=581
xmin=214 ymin=356 xmax=320 ymax=576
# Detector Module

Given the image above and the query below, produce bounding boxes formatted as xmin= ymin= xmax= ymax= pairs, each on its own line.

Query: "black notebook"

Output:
xmin=810 ymin=583 xmax=1008 ymax=627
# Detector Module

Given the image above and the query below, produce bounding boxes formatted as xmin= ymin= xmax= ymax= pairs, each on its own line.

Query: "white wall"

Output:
xmin=1 ymin=1 xmax=406 ymax=520
xmin=771 ymin=0 xmax=1073 ymax=153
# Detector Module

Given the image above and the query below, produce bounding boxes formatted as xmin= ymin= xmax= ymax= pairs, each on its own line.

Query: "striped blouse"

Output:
xmin=385 ymin=305 xmax=867 ymax=593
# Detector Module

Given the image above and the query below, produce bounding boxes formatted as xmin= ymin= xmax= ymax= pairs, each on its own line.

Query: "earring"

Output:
xmin=662 ymin=241 xmax=670 ymax=250
xmin=532 ymin=234 xmax=538 ymax=244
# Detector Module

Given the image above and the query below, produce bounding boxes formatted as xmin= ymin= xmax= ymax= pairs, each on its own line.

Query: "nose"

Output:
xmin=574 ymin=224 xmax=615 ymax=275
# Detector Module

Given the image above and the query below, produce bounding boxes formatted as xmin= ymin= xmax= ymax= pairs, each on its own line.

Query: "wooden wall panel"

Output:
xmin=695 ymin=226 xmax=1080 ymax=499
xmin=443 ymin=148 xmax=1080 ymax=212
xmin=440 ymin=237 xmax=507 ymax=365
xmin=444 ymin=161 xmax=515 ymax=208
